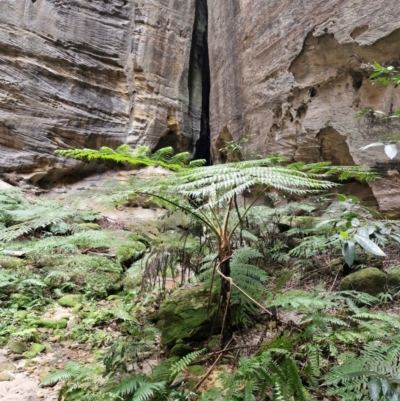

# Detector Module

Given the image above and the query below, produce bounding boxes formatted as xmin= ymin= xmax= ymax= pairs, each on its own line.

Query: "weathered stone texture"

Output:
xmin=0 ymin=0 xmax=195 ymax=180
xmin=208 ymin=0 xmax=400 ymax=211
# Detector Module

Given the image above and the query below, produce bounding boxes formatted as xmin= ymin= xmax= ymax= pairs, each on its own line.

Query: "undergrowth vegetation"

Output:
xmin=1 ymin=142 xmax=400 ymax=401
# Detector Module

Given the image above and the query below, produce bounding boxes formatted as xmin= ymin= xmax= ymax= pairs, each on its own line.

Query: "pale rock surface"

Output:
xmin=208 ymin=0 xmax=400 ymax=212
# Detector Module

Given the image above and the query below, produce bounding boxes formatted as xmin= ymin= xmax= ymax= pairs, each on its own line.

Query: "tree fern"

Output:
xmin=56 ymin=145 xmax=378 ymax=343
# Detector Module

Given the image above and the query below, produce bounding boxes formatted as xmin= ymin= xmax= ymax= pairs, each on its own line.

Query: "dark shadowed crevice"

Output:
xmin=188 ymin=0 xmax=211 ymax=164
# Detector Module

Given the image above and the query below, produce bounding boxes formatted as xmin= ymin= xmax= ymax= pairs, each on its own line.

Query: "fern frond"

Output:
xmin=132 ymin=381 xmax=166 ymax=401
xmin=0 ymin=206 xmax=78 ymax=242
xmin=169 ymin=349 xmax=205 ymax=379
xmin=55 ymin=145 xmax=205 ymax=172
xmin=40 ymin=370 xmax=73 ymax=387
xmin=112 ymin=376 xmax=147 ymax=397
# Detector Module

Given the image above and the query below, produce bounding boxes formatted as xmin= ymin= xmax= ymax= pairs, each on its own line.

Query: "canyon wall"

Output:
xmin=0 ymin=0 xmax=197 ymax=181
xmin=208 ymin=0 xmax=400 ymax=211
xmin=1 ymin=0 xmax=400 ymax=211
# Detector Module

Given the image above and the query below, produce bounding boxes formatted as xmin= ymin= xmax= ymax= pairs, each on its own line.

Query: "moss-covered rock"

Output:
xmin=24 ymin=343 xmax=46 ymax=359
xmin=151 ymin=284 xmax=220 ymax=347
xmin=42 ymin=255 xmax=123 ymax=299
xmin=31 ymin=318 xmax=68 ymax=329
xmin=340 ymin=267 xmax=386 ymax=296
xmin=188 ymin=365 xmax=205 ymax=377
xmin=15 ymin=310 xmax=28 ymax=320
xmin=72 ymin=303 xmax=84 ymax=314
xmin=8 ymin=341 xmax=28 ymax=354
xmin=207 ymin=336 xmax=220 ymax=352
xmin=57 ymin=294 xmax=83 ymax=308
xmin=387 ymin=268 xmax=400 ymax=293
xmin=170 ymin=343 xmax=194 ymax=357
xmin=0 ymin=256 xmax=27 ymax=269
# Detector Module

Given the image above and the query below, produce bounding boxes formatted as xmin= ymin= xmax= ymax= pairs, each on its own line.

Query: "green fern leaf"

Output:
xmin=132 ymin=381 xmax=166 ymax=401
xmin=169 ymin=349 xmax=205 ymax=379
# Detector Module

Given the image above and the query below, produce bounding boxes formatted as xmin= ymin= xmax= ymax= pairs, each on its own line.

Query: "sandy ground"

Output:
xmin=0 ymin=308 xmax=82 ymax=401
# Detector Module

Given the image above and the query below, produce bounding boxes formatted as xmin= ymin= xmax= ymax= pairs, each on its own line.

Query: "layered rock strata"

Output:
xmin=0 ymin=0 xmax=197 ymax=181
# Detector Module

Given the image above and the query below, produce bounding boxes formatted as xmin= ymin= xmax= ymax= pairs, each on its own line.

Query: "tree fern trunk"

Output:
xmin=219 ymin=237 xmax=233 ymax=345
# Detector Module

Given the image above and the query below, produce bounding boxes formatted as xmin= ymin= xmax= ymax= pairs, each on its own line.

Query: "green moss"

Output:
xmin=340 ymin=267 xmax=386 ymax=296
xmin=170 ymin=343 xmax=194 ymax=357
xmin=72 ymin=303 xmax=84 ymax=314
xmin=24 ymin=343 xmax=46 ymax=358
xmin=188 ymin=365 xmax=205 ymax=377
xmin=0 ymin=256 xmax=27 ymax=270
xmin=32 ymin=318 xmax=68 ymax=329
xmin=57 ymin=294 xmax=83 ymax=308
xmin=8 ymin=341 xmax=28 ymax=354
xmin=152 ymin=285 xmax=220 ymax=346
xmin=207 ymin=336 xmax=220 ymax=352
xmin=15 ymin=310 xmax=28 ymax=320
xmin=42 ymin=255 xmax=123 ymax=299
xmin=387 ymin=268 xmax=400 ymax=292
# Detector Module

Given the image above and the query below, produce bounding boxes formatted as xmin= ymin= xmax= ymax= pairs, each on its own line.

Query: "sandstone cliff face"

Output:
xmin=0 ymin=0 xmax=196 ymax=181
xmin=1 ymin=0 xmax=400 ymax=212
xmin=208 ymin=0 xmax=400 ymax=211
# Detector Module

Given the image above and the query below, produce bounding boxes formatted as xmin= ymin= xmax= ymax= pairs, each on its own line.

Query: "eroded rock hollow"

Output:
xmin=207 ymin=0 xmax=400 ymax=212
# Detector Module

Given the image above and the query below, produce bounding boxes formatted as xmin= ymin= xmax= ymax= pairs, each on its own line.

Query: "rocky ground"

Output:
xmin=0 ymin=307 xmax=74 ymax=401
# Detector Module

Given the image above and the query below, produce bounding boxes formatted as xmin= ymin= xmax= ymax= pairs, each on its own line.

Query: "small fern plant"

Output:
xmin=210 ymin=347 xmax=311 ymax=401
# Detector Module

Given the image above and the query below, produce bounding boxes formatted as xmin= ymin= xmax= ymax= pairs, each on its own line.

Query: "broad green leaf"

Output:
xmin=315 ymin=219 xmax=335 ymax=228
xmin=390 ymin=234 xmax=400 ymax=244
xmin=337 ymin=194 xmax=346 ymax=202
xmin=351 ymin=218 xmax=360 ymax=227
xmin=379 ymin=227 xmax=390 ymax=235
xmin=368 ymin=378 xmax=381 ymax=401
xmin=342 ymin=241 xmax=355 ymax=267
xmin=357 ymin=226 xmax=376 ymax=238
xmin=384 ymin=144 xmax=398 ymax=159
xmin=360 ymin=142 xmax=384 ymax=151
xmin=340 ymin=231 xmax=349 ymax=240
xmin=354 ymin=234 xmax=386 ymax=256
xmin=384 ymin=387 xmax=398 ymax=401
xmin=382 ymin=379 xmax=391 ymax=396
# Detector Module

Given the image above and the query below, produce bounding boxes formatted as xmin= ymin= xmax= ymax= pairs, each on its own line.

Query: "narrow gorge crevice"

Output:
xmin=188 ymin=0 xmax=211 ymax=164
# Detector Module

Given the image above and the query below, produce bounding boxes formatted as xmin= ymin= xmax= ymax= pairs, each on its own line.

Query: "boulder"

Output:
xmin=340 ymin=267 xmax=386 ymax=295
xmin=387 ymin=268 xmax=400 ymax=293
xmin=57 ymin=294 xmax=83 ymax=308
xmin=151 ymin=284 xmax=220 ymax=347
xmin=8 ymin=341 xmax=28 ymax=354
